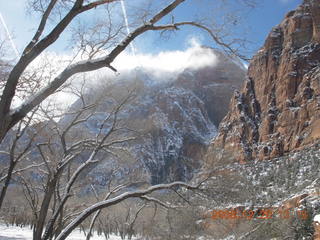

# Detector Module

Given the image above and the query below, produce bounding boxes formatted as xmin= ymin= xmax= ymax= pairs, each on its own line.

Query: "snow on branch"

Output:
xmin=55 ymin=180 xmax=203 ymax=240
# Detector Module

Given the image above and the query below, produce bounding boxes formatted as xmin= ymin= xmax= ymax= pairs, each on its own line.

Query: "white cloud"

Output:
xmin=16 ymin=37 xmax=218 ymax=112
xmin=113 ymin=37 xmax=217 ymax=79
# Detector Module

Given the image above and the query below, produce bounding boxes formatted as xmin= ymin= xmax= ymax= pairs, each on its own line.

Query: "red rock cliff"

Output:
xmin=207 ymin=0 xmax=320 ymax=163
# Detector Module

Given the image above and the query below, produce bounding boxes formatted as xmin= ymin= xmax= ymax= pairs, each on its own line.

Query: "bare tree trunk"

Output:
xmin=0 ymin=159 xmax=17 ymax=209
xmin=54 ymin=208 xmax=64 ymax=240
xmin=86 ymin=209 xmax=102 ymax=240
xmin=33 ymin=178 xmax=57 ymax=240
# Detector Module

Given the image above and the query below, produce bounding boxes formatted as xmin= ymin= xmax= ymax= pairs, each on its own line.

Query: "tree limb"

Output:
xmin=4 ymin=0 xmax=187 ymax=140
xmin=55 ymin=181 xmax=201 ymax=240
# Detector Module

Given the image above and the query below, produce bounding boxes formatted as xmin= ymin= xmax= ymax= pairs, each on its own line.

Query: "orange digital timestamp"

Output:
xmin=210 ymin=208 xmax=309 ymax=220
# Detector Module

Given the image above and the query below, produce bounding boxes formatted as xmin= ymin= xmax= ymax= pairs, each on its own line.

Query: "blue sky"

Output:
xmin=135 ymin=0 xmax=302 ymax=56
xmin=0 ymin=0 xmax=302 ymax=59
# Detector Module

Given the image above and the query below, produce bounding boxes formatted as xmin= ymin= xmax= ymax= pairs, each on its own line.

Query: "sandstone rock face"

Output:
xmin=208 ymin=0 xmax=320 ymax=163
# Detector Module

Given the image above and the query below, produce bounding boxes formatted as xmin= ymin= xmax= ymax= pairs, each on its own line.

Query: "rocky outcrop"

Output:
xmin=208 ymin=0 xmax=320 ymax=163
xmin=129 ymin=87 xmax=215 ymax=184
xmin=174 ymin=49 xmax=246 ymax=126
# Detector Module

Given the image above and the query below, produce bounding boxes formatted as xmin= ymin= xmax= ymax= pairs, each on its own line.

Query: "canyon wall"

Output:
xmin=207 ymin=0 xmax=320 ymax=163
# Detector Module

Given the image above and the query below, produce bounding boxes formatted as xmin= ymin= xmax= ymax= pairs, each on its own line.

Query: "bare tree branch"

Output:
xmin=24 ymin=0 xmax=59 ymax=52
xmin=140 ymin=196 xmax=177 ymax=209
xmin=0 ymin=0 xmax=187 ymax=143
xmin=0 ymin=163 xmax=45 ymax=183
xmin=55 ymin=180 xmax=201 ymax=240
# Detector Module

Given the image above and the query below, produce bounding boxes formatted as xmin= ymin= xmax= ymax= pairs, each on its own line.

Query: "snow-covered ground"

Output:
xmin=0 ymin=225 xmax=133 ymax=240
